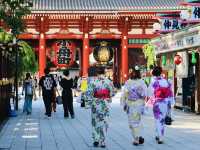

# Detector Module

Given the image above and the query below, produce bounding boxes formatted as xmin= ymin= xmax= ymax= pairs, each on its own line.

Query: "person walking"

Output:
xmin=59 ymin=69 xmax=74 ymax=118
xmin=84 ymin=66 xmax=114 ymax=148
xmin=22 ymin=73 xmax=35 ymax=115
xmin=147 ymin=66 xmax=173 ymax=144
xmin=39 ymin=68 xmax=57 ymax=118
xmin=121 ymin=66 xmax=147 ymax=145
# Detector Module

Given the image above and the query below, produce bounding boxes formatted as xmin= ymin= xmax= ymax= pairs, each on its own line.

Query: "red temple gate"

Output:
xmin=0 ymin=0 xmax=185 ymax=83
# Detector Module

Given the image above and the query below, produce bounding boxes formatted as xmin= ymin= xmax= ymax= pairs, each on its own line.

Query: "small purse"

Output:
xmin=56 ymin=89 xmax=62 ymax=105
xmin=56 ymin=96 xmax=62 ymax=105
xmin=165 ymin=115 xmax=172 ymax=125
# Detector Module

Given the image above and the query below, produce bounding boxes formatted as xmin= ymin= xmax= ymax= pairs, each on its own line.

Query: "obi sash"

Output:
xmin=94 ymin=89 xmax=110 ymax=99
xmin=154 ymin=87 xmax=171 ymax=99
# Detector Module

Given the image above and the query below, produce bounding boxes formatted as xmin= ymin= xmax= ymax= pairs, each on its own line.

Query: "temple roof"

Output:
xmin=32 ymin=0 xmax=186 ymax=13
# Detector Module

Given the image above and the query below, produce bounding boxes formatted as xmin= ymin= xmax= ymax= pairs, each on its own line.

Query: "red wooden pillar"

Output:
xmin=79 ymin=48 xmax=82 ymax=76
xmin=39 ymin=33 xmax=46 ymax=77
xmin=121 ymin=17 xmax=129 ymax=83
xmin=82 ymin=33 xmax=89 ymax=77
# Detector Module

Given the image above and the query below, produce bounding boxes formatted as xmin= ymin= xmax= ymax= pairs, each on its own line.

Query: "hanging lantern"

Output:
xmin=191 ymin=51 xmax=197 ymax=64
xmin=93 ymin=41 xmax=113 ymax=65
xmin=174 ymin=54 xmax=182 ymax=65
xmin=161 ymin=55 xmax=167 ymax=66
xmin=53 ymin=40 xmax=75 ymax=68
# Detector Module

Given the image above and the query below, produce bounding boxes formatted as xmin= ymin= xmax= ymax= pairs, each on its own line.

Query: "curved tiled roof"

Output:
xmin=31 ymin=0 xmax=185 ymax=12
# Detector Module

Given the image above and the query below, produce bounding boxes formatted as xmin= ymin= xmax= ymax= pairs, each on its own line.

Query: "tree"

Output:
xmin=0 ymin=0 xmax=32 ymax=35
xmin=0 ymin=0 xmax=33 ymax=110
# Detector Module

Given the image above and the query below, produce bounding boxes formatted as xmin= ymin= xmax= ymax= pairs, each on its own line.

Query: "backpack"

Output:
xmin=26 ymin=82 xmax=33 ymax=96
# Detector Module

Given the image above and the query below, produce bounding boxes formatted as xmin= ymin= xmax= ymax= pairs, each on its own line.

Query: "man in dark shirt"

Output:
xmin=39 ymin=68 xmax=57 ymax=117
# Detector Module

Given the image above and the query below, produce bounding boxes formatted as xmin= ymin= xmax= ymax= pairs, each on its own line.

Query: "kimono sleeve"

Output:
xmin=147 ymin=78 xmax=155 ymax=97
xmin=120 ymin=82 xmax=129 ymax=107
xmin=84 ymin=78 xmax=94 ymax=105
xmin=140 ymin=80 xmax=148 ymax=97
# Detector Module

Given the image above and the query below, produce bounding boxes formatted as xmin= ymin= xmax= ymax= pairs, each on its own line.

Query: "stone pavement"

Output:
xmin=0 ymin=92 xmax=200 ymax=150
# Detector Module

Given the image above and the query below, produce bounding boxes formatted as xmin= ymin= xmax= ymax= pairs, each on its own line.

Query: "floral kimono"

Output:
xmin=121 ymin=79 xmax=147 ymax=141
xmin=148 ymin=76 xmax=173 ymax=140
xmin=84 ymin=76 xmax=114 ymax=145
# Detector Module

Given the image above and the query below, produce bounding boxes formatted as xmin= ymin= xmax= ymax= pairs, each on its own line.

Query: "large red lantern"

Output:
xmin=174 ymin=54 xmax=182 ymax=65
xmin=52 ymin=40 xmax=75 ymax=68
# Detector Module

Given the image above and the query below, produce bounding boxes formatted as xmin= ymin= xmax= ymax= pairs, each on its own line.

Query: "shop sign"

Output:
xmin=152 ymin=33 xmax=200 ymax=54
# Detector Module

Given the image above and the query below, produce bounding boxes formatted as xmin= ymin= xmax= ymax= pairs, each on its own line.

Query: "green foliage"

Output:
xmin=18 ymin=41 xmax=38 ymax=74
xmin=0 ymin=28 xmax=38 ymax=75
xmin=142 ymin=43 xmax=156 ymax=70
xmin=0 ymin=0 xmax=32 ymax=35
xmin=0 ymin=29 xmax=13 ymax=43
xmin=0 ymin=1 xmax=35 ymax=77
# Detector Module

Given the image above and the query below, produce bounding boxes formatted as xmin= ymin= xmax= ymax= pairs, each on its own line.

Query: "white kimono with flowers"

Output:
xmin=148 ymin=76 xmax=174 ymax=139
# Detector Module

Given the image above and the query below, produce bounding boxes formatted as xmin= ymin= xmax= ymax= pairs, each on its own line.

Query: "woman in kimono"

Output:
xmin=148 ymin=66 xmax=173 ymax=144
xmin=121 ymin=66 xmax=147 ymax=145
xmin=84 ymin=66 xmax=114 ymax=148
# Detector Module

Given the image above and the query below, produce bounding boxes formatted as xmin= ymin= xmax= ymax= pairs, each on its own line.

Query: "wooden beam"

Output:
xmin=89 ymin=34 xmax=121 ymax=39
xmin=128 ymin=44 xmax=144 ymax=48
xmin=128 ymin=34 xmax=159 ymax=39
xmin=45 ymin=34 xmax=83 ymax=39
xmin=18 ymin=33 xmax=39 ymax=39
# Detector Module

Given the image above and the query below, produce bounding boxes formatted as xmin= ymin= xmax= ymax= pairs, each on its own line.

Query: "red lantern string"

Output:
xmin=174 ymin=54 xmax=182 ymax=65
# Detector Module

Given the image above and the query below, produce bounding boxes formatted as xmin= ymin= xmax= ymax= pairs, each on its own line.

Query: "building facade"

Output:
xmin=0 ymin=0 xmax=185 ymax=83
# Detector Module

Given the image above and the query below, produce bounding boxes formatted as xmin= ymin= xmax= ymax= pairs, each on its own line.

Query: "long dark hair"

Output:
xmin=152 ymin=66 xmax=162 ymax=77
xmin=25 ymin=72 xmax=31 ymax=80
xmin=129 ymin=68 xmax=141 ymax=80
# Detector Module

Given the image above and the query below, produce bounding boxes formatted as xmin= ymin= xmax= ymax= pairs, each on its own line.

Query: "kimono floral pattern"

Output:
xmin=148 ymin=76 xmax=173 ymax=139
xmin=121 ymin=79 xmax=147 ymax=139
xmin=84 ymin=76 xmax=114 ymax=144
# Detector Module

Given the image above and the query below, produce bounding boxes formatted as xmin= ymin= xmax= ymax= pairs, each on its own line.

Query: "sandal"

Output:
xmin=139 ymin=136 xmax=144 ymax=144
xmin=93 ymin=142 xmax=99 ymax=147
xmin=155 ymin=136 xmax=164 ymax=144
xmin=133 ymin=140 xmax=139 ymax=146
xmin=100 ymin=141 xmax=106 ymax=148
xmin=133 ymin=142 xmax=139 ymax=146
xmin=157 ymin=140 xmax=164 ymax=144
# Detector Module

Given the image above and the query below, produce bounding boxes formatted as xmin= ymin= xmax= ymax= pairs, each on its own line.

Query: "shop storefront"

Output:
xmin=151 ymin=23 xmax=200 ymax=114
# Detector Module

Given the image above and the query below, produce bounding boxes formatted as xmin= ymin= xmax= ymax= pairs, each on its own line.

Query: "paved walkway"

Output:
xmin=0 ymin=92 xmax=200 ymax=150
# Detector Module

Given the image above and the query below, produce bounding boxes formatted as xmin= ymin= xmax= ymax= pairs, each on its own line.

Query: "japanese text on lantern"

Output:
xmin=57 ymin=42 xmax=71 ymax=64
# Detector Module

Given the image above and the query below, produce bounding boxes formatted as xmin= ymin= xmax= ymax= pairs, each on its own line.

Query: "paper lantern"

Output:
xmin=93 ymin=41 xmax=113 ymax=65
xmin=191 ymin=51 xmax=197 ymax=64
xmin=161 ymin=55 xmax=167 ymax=66
xmin=174 ymin=54 xmax=182 ymax=65
xmin=53 ymin=40 xmax=75 ymax=67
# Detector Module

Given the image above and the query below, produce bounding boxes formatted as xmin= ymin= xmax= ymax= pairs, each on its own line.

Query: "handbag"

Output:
xmin=56 ymin=96 xmax=62 ymax=105
xmin=56 ymin=89 xmax=62 ymax=105
xmin=165 ymin=115 xmax=172 ymax=125
xmin=26 ymin=83 xmax=33 ymax=96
